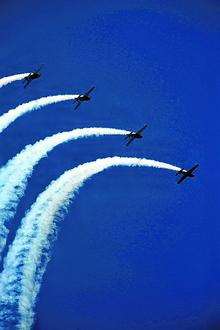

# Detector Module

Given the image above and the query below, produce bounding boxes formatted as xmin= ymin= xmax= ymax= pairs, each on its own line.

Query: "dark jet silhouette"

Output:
xmin=23 ymin=65 xmax=43 ymax=88
xmin=74 ymin=86 xmax=95 ymax=110
xmin=124 ymin=124 xmax=148 ymax=146
xmin=176 ymin=164 xmax=199 ymax=184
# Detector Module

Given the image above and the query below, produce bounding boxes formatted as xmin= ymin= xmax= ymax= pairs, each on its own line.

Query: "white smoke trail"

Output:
xmin=0 ymin=156 xmax=181 ymax=330
xmin=0 ymin=128 xmax=129 ymax=257
xmin=0 ymin=73 xmax=30 ymax=89
xmin=0 ymin=95 xmax=78 ymax=134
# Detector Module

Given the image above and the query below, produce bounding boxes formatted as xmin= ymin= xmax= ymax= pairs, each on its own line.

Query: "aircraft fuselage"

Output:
xmin=131 ymin=133 xmax=142 ymax=139
xmin=78 ymin=95 xmax=91 ymax=102
xmin=29 ymin=72 xmax=41 ymax=80
xmin=179 ymin=170 xmax=194 ymax=178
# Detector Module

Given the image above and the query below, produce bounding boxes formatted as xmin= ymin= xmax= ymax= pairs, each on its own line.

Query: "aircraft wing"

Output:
xmin=35 ymin=64 xmax=44 ymax=73
xmin=126 ymin=136 xmax=135 ymax=146
xmin=136 ymin=124 xmax=148 ymax=135
xmin=177 ymin=175 xmax=187 ymax=184
xmin=74 ymin=101 xmax=81 ymax=110
xmin=85 ymin=86 xmax=95 ymax=96
xmin=23 ymin=80 xmax=31 ymax=88
xmin=188 ymin=164 xmax=199 ymax=174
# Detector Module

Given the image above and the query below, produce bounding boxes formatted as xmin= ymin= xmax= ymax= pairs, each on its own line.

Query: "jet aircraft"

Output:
xmin=74 ymin=86 xmax=95 ymax=110
xmin=124 ymin=124 xmax=148 ymax=146
xmin=23 ymin=66 xmax=43 ymax=88
xmin=176 ymin=164 xmax=199 ymax=184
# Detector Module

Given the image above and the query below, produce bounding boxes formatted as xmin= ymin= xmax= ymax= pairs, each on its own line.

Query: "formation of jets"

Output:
xmin=23 ymin=67 xmax=199 ymax=184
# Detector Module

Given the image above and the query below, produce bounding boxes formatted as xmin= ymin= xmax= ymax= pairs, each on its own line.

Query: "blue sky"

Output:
xmin=0 ymin=1 xmax=219 ymax=329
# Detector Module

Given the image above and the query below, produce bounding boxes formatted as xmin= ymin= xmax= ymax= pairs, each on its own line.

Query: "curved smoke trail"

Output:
xmin=0 ymin=73 xmax=30 ymax=89
xmin=0 ymin=127 xmax=129 ymax=257
xmin=0 ymin=95 xmax=78 ymax=134
xmin=0 ymin=157 xmax=181 ymax=330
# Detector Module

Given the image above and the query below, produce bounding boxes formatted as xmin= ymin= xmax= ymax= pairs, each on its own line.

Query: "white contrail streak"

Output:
xmin=0 ymin=73 xmax=30 ymax=89
xmin=0 ymin=127 xmax=129 ymax=257
xmin=0 ymin=157 xmax=181 ymax=330
xmin=0 ymin=95 xmax=78 ymax=134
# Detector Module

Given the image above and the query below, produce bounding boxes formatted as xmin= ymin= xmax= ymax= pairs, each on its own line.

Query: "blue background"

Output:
xmin=0 ymin=1 xmax=219 ymax=329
